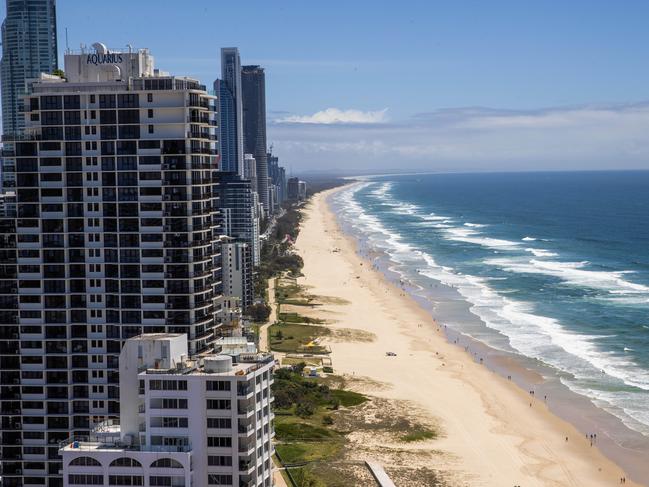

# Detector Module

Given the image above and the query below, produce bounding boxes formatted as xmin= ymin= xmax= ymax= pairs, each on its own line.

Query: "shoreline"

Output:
xmin=292 ymin=184 xmax=647 ymax=486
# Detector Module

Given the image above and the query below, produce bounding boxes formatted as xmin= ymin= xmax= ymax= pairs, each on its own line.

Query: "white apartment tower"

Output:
xmin=0 ymin=43 xmax=223 ymax=486
xmin=221 ymin=238 xmax=253 ymax=309
xmin=59 ymin=333 xmax=276 ymax=487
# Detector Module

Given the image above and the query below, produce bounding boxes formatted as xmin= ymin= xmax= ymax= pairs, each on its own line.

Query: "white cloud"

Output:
xmin=277 ymin=107 xmax=388 ymax=125
xmin=267 ymin=103 xmax=649 ymax=174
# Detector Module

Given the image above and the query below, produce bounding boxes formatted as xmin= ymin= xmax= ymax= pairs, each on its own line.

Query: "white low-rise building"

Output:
xmin=59 ymin=333 xmax=275 ymax=487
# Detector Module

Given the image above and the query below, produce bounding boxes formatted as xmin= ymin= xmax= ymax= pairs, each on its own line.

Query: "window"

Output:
xmin=99 ymin=94 xmax=116 ymax=108
xmin=42 ymin=95 xmax=62 ymax=110
xmin=147 ymin=93 xmax=153 ymax=103
xmin=69 ymin=456 xmax=102 ymax=467
xmin=150 ymin=458 xmax=184 ymax=469
xmin=148 ymin=124 xmax=154 ymax=134
xmin=69 ymin=474 xmax=103 ymax=485
xmin=206 ymin=417 xmax=231 ymax=429
xmin=206 ymin=381 xmax=231 ymax=391
xmin=207 ymin=475 xmax=232 ymax=485
xmin=150 ymin=398 xmax=188 ymax=409
xmin=148 ymin=109 xmax=153 ymax=118
xmin=206 ymin=399 xmax=231 ymax=410
xmin=207 ymin=437 xmax=232 ymax=448
xmin=149 ymin=380 xmax=187 ymax=391
xmin=118 ymin=93 xmax=139 ymax=108
xmin=108 ymin=475 xmax=143 ymax=486
xmin=150 ymin=417 xmax=188 ymax=428
xmin=149 ymin=477 xmax=185 ymax=487
xmin=207 ymin=456 xmax=232 ymax=466
xmin=109 ymin=457 xmax=142 ymax=468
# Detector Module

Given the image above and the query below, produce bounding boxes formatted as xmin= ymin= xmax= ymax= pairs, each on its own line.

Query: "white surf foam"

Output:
xmin=486 ymin=257 xmax=649 ymax=296
xmin=525 ymin=248 xmax=559 ymax=258
xmin=444 ymin=226 xmax=522 ymax=250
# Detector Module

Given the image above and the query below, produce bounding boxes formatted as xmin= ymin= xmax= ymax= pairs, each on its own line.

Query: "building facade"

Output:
xmin=215 ymin=172 xmax=260 ymax=267
xmin=267 ymin=152 xmax=285 ymax=213
xmin=59 ymin=333 xmax=276 ymax=487
xmin=287 ymin=177 xmax=306 ymax=201
xmin=221 ymin=239 xmax=253 ymax=309
xmin=1 ymin=0 xmax=58 ymax=137
xmin=0 ymin=44 xmax=223 ymax=487
xmin=215 ymin=48 xmax=244 ymax=177
xmin=1 ymin=0 xmax=59 ymax=191
xmin=240 ymin=66 xmax=269 ymax=213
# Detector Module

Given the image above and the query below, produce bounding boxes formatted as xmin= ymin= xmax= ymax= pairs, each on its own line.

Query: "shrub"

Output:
xmin=246 ymin=303 xmax=271 ymax=323
xmin=296 ymin=401 xmax=315 ymax=418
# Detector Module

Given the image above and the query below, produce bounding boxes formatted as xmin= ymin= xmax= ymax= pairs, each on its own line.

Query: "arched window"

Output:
xmin=109 ymin=457 xmax=142 ymax=468
xmin=150 ymin=458 xmax=184 ymax=469
xmin=69 ymin=456 xmax=102 ymax=467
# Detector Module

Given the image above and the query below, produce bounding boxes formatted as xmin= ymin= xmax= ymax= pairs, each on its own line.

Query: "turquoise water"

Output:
xmin=332 ymin=171 xmax=649 ymax=437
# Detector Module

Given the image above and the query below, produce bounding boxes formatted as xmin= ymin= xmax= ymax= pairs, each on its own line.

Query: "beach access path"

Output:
xmin=291 ymin=186 xmax=643 ymax=487
xmin=257 ymin=277 xmax=277 ymax=353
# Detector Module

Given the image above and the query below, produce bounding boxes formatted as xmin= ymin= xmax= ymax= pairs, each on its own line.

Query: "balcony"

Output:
xmin=191 ymin=328 xmax=212 ymax=340
xmin=237 ymin=404 xmax=255 ymax=416
xmin=237 ymin=442 xmax=255 ymax=455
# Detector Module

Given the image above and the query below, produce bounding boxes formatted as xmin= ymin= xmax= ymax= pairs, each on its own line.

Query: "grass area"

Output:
xmin=330 ymin=389 xmax=367 ymax=408
xmin=400 ymin=429 xmax=438 ymax=442
xmin=279 ymin=312 xmax=325 ymax=324
xmin=281 ymin=298 xmax=314 ymax=306
xmin=275 ymin=422 xmax=337 ymax=441
xmin=273 ymin=366 xmax=368 ymax=486
xmin=275 ymin=442 xmax=342 ymax=464
xmin=269 ymin=322 xmax=330 ymax=353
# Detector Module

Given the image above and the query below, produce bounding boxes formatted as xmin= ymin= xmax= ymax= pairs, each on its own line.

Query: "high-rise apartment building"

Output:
xmin=287 ymin=177 xmax=307 ymax=201
xmin=59 ymin=333 xmax=276 ymax=487
xmin=1 ymin=0 xmax=58 ymax=137
xmin=1 ymin=0 xmax=58 ymax=191
xmin=243 ymin=153 xmax=257 ymax=198
xmin=215 ymin=172 xmax=260 ymax=267
xmin=221 ymin=238 xmax=253 ymax=309
xmin=215 ymin=48 xmax=244 ymax=177
xmin=0 ymin=44 xmax=223 ymax=487
xmin=241 ymin=66 xmax=269 ymax=213
xmin=267 ymin=152 xmax=285 ymax=213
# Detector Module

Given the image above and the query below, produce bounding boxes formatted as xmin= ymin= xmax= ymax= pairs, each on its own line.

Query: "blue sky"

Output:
xmin=9 ymin=1 xmax=649 ymax=172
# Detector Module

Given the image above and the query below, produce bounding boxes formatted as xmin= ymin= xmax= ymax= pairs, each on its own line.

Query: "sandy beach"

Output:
xmin=291 ymin=185 xmax=644 ymax=486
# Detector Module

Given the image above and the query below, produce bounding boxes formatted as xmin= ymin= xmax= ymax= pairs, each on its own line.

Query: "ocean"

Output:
xmin=331 ymin=171 xmax=649 ymax=440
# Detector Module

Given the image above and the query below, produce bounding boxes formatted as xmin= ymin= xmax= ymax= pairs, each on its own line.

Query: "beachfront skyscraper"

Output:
xmin=215 ymin=47 xmax=244 ymax=177
xmin=215 ymin=172 xmax=261 ymax=267
xmin=267 ymin=151 xmax=286 ymax=212
xmin=1 ymin=0 xmax=58 ymax=136
xmin=1 ymin=0 xmax=58 ymax=192
xmin=241 ymin=65 xmax=269 ymax=213
xmin=0 ymin=43 xmax=223 ymax=486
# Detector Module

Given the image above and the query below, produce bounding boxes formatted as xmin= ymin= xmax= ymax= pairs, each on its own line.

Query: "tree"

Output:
xmin=52 ymin=68 xmax=65 ymax=79
xmin=246 ymin=303 xmax=271 ymax=323
xmin=296 ymin=401 xmax=315 ymax=418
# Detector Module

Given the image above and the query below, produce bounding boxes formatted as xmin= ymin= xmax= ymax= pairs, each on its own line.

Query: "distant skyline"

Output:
xmin=3 ymin=0 xmax=649 ymax=172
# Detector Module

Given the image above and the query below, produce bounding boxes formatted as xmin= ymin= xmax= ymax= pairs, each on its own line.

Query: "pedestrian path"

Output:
xmin=366 ymin=460 xmax=396 ymax=487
